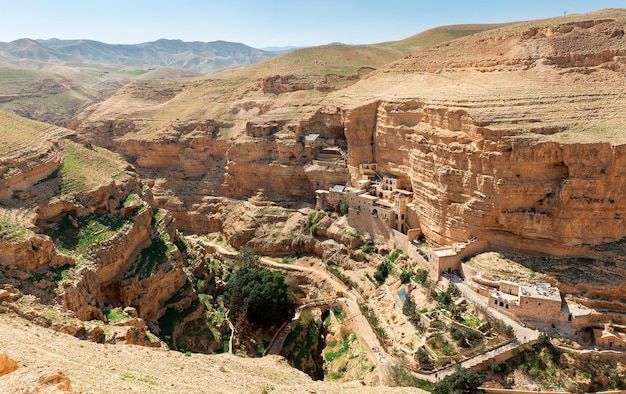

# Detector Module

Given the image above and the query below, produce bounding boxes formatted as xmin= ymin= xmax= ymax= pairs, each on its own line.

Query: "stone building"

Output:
xmin=488 ymin=281 xmax=568 ymax=324
xmin=593 ymin=323 xmax=626 ymax=348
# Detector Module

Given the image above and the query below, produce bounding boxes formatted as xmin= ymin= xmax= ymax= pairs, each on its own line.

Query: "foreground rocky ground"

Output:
xmin=0 ymin=310 xmax=425 ymax=393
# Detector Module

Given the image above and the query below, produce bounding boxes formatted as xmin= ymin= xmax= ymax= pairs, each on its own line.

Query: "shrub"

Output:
xmin=400 ymin=271 xmax=411 ymax=284
xmin=303 ymin=211 xmax=324 ymax=235
xmin=339 ymin=199 xmax=349 ymax=216
xmin=415 ymin=268 xmax=429 ymax=285
xmin=417 ymin=347 xmax=431 ymax=365
xmin=433 ymin=367 xmax=484 ymax=394
xmin=374 ymin=262 xmax=389 ymax=283
xmin=389 ymin=365 xmax=434 ymax=390
xmin=361 ymin=241 xmax=374 ymax=254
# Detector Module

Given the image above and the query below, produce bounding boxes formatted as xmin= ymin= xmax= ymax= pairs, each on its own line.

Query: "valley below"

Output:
xmin=1 ymin=8 xmax=626 ymax=393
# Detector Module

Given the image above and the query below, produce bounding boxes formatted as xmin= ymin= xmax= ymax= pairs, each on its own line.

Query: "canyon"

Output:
xmin=1 ymin=8 xmax=626 ymax=392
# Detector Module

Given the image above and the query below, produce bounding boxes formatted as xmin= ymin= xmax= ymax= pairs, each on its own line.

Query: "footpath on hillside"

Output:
xmin=208 ymin=242 xmax=541 ymax=384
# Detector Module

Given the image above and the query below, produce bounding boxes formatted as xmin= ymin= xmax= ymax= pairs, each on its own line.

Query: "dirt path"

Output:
xmin=208 ymin=243 xmax=542 ymax=385
xmin=258 ymin=257 xmax=394 ymax=377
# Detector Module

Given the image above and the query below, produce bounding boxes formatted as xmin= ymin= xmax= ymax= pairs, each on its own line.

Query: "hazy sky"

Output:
xmin=0 ymin=1 xmax=624 ymax=48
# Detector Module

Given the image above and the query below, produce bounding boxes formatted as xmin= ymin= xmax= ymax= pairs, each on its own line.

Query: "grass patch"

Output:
xmin=0 ymin=218 xmax=32 ymax=242
xmin=59 ymin=140 xmax=126 ymax=195
xmin=106 ymin=309 xmax=129 ymax=323
xmin=44 ymin=213 xmax=130 ymax=259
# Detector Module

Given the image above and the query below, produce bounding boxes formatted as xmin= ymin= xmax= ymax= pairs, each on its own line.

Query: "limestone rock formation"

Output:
xmin=0 ymin=110 xmax=223 ymax=350
xmin=69 ymin=10 xmax=626 ymax=258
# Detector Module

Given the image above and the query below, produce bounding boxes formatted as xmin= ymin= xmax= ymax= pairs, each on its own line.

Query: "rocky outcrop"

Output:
xmin=0 ymin=366 xmax=71 ymax=393
xmin=0 ymin=353 xmax=18 ymax=376
xmin=66 ymin=12 xmax=626 ymax=284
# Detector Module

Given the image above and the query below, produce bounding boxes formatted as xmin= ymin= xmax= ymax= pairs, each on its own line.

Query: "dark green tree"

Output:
xmin=415 ymin=268 xmax=429 ymax=285
xmin=417 ymin=347 xmax=431 ymax=365
xmin=433 ymin=367 xmax=484 ymax=394
xmin=224 ymin=265 xmax=295 ymax=329
xmin=237 ymin=246 xmax=259 ymax=267
xmin=400 ymin=271 xmax=411 ymax=284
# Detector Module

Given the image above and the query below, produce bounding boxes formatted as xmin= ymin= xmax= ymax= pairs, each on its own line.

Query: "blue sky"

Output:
xmin=0 ymin=1 xmax=624 ymax=48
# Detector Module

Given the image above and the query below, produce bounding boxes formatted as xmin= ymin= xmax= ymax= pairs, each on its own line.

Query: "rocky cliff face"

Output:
xmin=67 ymin=12 xmax=626 ymax=258
xmin=0 ymin=111 xmax=220 ymax=341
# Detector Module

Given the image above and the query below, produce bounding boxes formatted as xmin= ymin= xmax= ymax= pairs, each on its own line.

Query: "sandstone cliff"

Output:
xmin=71 ymin=10 xmax=626 ymax=257
xmin=0 ymin=111 xmax=227 ymax=348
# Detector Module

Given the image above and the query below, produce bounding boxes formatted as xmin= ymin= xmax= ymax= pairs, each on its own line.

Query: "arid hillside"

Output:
xmin=0 ymin=310 xmax=425 ymax=393
xmin=3 ymin=8 xmax=626 ymax=392
xmin=71 ymin=9 xmax=626 ymax=254
xmin=0 ymin=38 xmax=273 ymax=125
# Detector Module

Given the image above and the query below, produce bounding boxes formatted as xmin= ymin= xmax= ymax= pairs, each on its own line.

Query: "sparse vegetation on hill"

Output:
xmin=3 ymin=8 xmax=626 ymax=393
xmin=375 ymin=23 xmax=510 ymax=53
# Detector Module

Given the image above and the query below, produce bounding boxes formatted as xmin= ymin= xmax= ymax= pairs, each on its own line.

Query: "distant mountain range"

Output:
xmin=0 ymin=38 xmax=277 ymax=74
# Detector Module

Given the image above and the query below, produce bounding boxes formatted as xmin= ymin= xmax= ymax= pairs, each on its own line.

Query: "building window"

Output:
xmin=505 ymin=304 xmax=509 ymax=309
xmin=494 ymin=300 xmax=497 ymax=305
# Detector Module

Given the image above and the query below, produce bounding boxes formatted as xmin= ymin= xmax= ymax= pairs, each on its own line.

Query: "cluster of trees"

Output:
xmin=433 ymin=367 xmax=484 ymax=394
xmin=224 ymin=247 xmax=295 ymax=329
xmin=401 ymin=290 xmax=422 ymax=329
xmin=450 ymin=326 xmax=481 ymax=348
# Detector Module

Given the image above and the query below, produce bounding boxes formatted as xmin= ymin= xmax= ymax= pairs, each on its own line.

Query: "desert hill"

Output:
xmin=374 ymin=23 xmax=510 ymax=53
xmin=0 ymin=38 xmax=272 ymax=125
xmin=0 ymin=311 xmax=424 ymax=393
xmin=72 ymin=8 xmax=626 ymax=249
xmin=0 ymin=38 xmax=272 ymax=74
xmin=68 ymin=8 xmax=626 ymax=316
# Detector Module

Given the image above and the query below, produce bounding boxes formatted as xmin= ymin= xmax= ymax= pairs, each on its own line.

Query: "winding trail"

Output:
xmin=258 ymin=257 xmax=395 ymax=379
xmin=207 ymin=242 xmax=541 ymax=383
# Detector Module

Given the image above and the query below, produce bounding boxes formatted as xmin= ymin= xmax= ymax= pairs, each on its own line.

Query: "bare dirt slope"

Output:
xmin=0 ymin=311 xmax=424 ymax=393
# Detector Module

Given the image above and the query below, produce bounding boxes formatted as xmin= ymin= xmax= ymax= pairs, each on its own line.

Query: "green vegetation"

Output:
xmin=324 ymin=333 xmax=355 ymax=362
xmin=119 ymin=69 xmax=148 ymax=77
xmin=106 ymin=309 xmax=129 ymax=323
xmin=374 ymin=249 xmax=402 ymax=284
xmin=0 ymin=218 xmax=31 ymax=242
xmin=361 ymin=240 xmax=373 ymax=254
xmin=401 ymin=290 xmax=422 ymax=329
xmin=236 ymin=246 xmax=260 ymax=267
xmin=346 ymin=231 xmax=362 ymax=239
xmin=44 ymin=213 xmax=130 ymax=259
xmin=59 ymin=140 xmax=125 ymax=195
xmin=327 ymin=263 xmax=355 ymax=288
xmin=339 ymin=199 xmax=349 ymax=216
xmin=373 ymin=261 xmax=390 ymax=283
xmin=224 ymin=263 xmax=294 ymax=328
xmin=495 ymin=337 xmax=625 ymax=391
xmin=400 ymin=271 xmax=411 ymax=284
xmin=359 ymin=303 xmax=388 ymax=344
xmin=281 ymin=256 xmax=297 ymax=264
xmin=132 ymin=236 xmax=170 ymax=278
xmin=282 ymin=311 xmax=322 ymax=379
xmin=303 ymin=211 xmax=324 ymax=235
xmin=414 ymin=268 xmax=429 ymax=285
xmin=389 ymin=365 xmax=434 ymax=391
xmin=433 ymin=367 xmax=484 ymax=394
